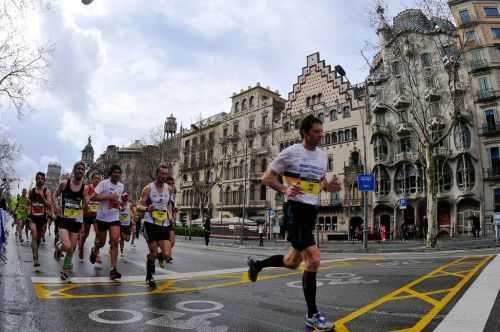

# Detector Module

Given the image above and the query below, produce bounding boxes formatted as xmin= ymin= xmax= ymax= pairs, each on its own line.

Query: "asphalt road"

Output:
xmin=2 ymin=229 xmax=500 ymax=332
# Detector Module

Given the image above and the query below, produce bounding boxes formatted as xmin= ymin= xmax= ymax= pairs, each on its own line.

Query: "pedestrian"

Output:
xmin=203 ymin=214 xmax=211 ymax=246
xmin=247 ymin=114 xmax=341 ymax=331
xmin=119 ymin=192 xmax=132 ymax=257
xmin=472 ymin=216 xmax=480 ymax=238
xmin=258 ymin=223 xmax=264 ymax=247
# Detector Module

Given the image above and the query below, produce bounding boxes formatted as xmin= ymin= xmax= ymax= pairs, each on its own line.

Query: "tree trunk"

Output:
xmin=425 ymin=146 xmax=438 ymax=247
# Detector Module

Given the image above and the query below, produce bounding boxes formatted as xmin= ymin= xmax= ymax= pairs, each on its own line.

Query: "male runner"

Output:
xmin=14 ymin=189 xmax=29 ymax=243
xmin=53 ymin=162 xmax=86 ymax=281
xmin=137 ymin=164 xmax=172 ymax=287
xmin=89 ymin=165 xmax=124 ymax=280
xmin=247 ymin=115 xmax=341 ymax=331
xmin=119 ymin=192 xmax=132 ymax=257
xmin=130 ymin=202 xmax=137 ymax=248
xmin=28 ymin=172 xmax=52 ymax=269
xmin=78 ymin=172 xmax=101 ymax=262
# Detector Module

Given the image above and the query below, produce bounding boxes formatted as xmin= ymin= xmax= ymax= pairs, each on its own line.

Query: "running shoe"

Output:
xmin=247 ymin=256 xmax=260 ymax=282
xmin=166 ymin=256 xmax=173 ymax=263
xmin=305 ymin=312 xmax=334 ymax=331
xmin=109 ymin=268 xmax=122 ymax=280
xmin=95 ymin=253 xmax=102 ymax=269
xmin=146 ymin=276 xmax=156 ymax=288
xmin=63 ymin=255 xmax=72 ymax=271
xmin=158 ymin=256 xmax=166 ymax=269
xmin=33 ymin=259 xmax=40 ymax=269
xmin=60 ymin=271 xmax=71 ymax=283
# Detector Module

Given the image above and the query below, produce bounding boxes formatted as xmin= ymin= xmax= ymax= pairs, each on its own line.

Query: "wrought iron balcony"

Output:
xmin=470 ymin=58 xmax=489 ymax=72
xmin=476 ymin=89 xmax=499 ymax=103
xmin=393 ymin=94 xmax=411 ymax=109
xmin=395 ymin=122 xmax=412 ymax=135
xmin=372 ymin=123 xmax=391 ymax=136
xmin=433 ymin=146 xmax=451 ymax=158
xmin=479 ymin=122 xmax=500 ymax=136
xmin=394 ymin=151 xmax=419 ymax=163
xmin=424 ymin=88 xmax=440 ymax=102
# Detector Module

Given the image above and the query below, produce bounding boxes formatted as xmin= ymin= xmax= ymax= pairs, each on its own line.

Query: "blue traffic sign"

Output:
xmin=358 ymin=173 xmax=375 ymax=192
xmin=399 ymin=198 xmax=408 ymax=209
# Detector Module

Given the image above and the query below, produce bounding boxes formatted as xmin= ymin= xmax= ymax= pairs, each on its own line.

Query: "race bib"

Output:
xmin=283 ymin=174 xmax=321 ymax=195
xmin=63 ymin=200 xmax=83 ymax=219
xmin=89 ymin=201 xmax=99 ymax=213
xmin=119 ymin=212 xmax=130 ymax=223
xmin=31 ymin=202 xmax=45 ymax=215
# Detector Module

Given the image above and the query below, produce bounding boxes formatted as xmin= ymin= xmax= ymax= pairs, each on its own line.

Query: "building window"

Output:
xmin=261 ymin=135 xmax=268 ymax=147
xmin=491 ymin=147 xmax=500 ymax=175
xmin=235 ymin=102 xmax=240 ymax=112
xmin=421 ymin=53 xmax=432 ymax=67
xmin=343 ymin=106 xmax=351 ymax=118
xmin=249 ymin=96 xmax=254 ymax=107
xmin=233 ymin=123 xmax=239 ymax=134
xmin=465 ymin=30 xmax=478 ymax=43
xmin=325 ymin=133 xmax=331 ymax=145
xmin=454 ymin=122 xmax=471 ymax=149
xmin=497 ymin=46 xmax=500 ymax=58
xmin=248 ymin=139 xmax=254 ymax=149
xmin=352 ymin=128 xmax=358 ymax=140
xmin=260 ymin=185 xmax=266 ymax=200
xmin=283 ymin=122 xmax=289 ymax=131
xmin=374 ymin=136 xmax=388 ymax=162
xmin=395 ymin=163 xmax=423 ymax=195
xmin=318 ymin=113 xmax=324 ymax=122
xmin=485 ymin=7 xmax=499 ymax=17
xmin=250 ymin=159 xmax=256 ymax=174
xmin=328 ymin=156 xmax=333 ymax=171
xmin=249 ymin=184 xmax=255 ymax=201
xmin=232 ymin=143 xmax=238 ymax=154
xmin=249 ymin=119 xmax=255 ymax=129
xmin=425 ymin=76 xmax=434 ymax=89
xmin=479 ymin=77 xmax=492 ymax=97
xmin=345 ymin=129 xmax=351 ymax=141
xmin=306 ymin=97 xmax=311 ymax=107
xmin=261 ymin=158 xmax=267 ymax=173
xmin=332 ymin=132 xmax=337 ymax=144
xmin=456 ymin=154 xmax=475 ymax=191
xmin=495 ymin=188 xmax=500 ymax=209
xmin=223 ymin=128 xmax=228 ymax=137
xmin=330 ymin=109 xmax=337 ymax=121
xmin=375 ymin=112 xmax=386 ymax=125
xmin=392 ymin=61 xmax=401 ymax=75
xmin=485 ymin=109 xmax=497 ymax=129
xmin=399 ymin=136 xmax=412 ymax=153
xmin=338 ymin=131 xmax=344 ymax=142
xmin=459 ymin=9 xmax=471 ymax=24
xmin=374 ymin=165 xmax=391 ymax=196
xmin=492 ymin=28 xmax=500 ymax=39
xmin=242 ymin=99 xmax=247 ymax=110
xmin=435 ymin=159 xmax=453 ymax=193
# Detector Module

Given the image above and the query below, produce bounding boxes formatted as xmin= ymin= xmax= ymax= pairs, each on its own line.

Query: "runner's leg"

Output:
xmin=30 ymin=221 xmax=39 ymax=266
xmin=109 ymin=225 xmax=121 ymax=279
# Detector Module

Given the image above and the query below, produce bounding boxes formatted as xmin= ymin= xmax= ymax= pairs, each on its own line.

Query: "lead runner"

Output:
xmin=247 ymin=114 xmax=341 ymax=331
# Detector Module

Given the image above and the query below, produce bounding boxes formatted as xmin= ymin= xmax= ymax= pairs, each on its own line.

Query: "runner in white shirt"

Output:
xmin=89 ymin=165 xmax=124 ymax=280
xmin=137 ymin=164 xmax=173 ymax=288
xmin=247 ymin=115 xmax=342 ymax=331
xmin=119 ymin=192 xmax=132 ymax=257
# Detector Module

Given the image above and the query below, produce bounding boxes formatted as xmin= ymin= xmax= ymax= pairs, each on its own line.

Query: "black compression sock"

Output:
xmin=303 ymin=271 xmax=318 ymax=318
xmin=255 ymin=255 xmax=284 ymax=271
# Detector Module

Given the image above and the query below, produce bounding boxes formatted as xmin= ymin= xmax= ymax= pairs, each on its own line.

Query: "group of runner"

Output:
xmin=11 ymin=162 xmax=177 ymax=287
xmin=9 ymin=114 xmax=341 ymax=331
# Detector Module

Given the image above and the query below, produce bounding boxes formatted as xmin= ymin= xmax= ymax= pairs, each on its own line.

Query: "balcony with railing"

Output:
xmin=343 ymin=198 xmax=362 ymax=207
xmin=372 ymin=123 xmax=391 ymax=136
xmin=470 ymin=58 xmax=489 ymax=72
xmin=451 ymin=82 xmax=466 ymax=95
xmin=485 ymin=167 xmax=500 ymax=180
xmin=394 ymin=151 xmax=419 ymax=163
xmin=395 ymin=122 xmax=412 ymax=135
xmin=479 ymin=122 xmax=500 ymax=136
xmin=259 ymin=123 xmax=271 ymax=133
xmin=425 ymin=87 xmax=441 ymax=102
xmin=245 ymin=128 xmax=257 ymax=137
xmin=393 ymin=93 xmax=411 ymax=109
xmin=433 ymin=146 xmax=451 ymax=158
xmin=476 ymin=89 xmax=499 ymax=103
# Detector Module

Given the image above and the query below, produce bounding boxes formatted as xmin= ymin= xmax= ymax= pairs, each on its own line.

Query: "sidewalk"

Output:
xmin=176 ymin=235 xmax=500 ymax=253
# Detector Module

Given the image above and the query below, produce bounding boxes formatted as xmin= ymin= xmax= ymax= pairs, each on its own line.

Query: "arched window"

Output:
xmin=232 ymin=190 xmax=238 ymax=205
xmin=260 ymin=185 xmax=267 ymax=200
xmin=250 ymin=159 xmax=256 ymax=174
xmin=338 ymin=131 xmax=344 ymax=142
xmin=318 ymin=93 xmax=322 ymax=104
xmin=345 ymin=129 xmax=351 ymax=141
xmin=318 ymin=113 xmax=324 ymax=122
xmin=249 ymin=96 xmax=255 ymax=108
xmin=374 ymin=136 xmax=389 ymax=162
xmin=261 ymin=158 xmax=267 ymax=173
xmin=352 ymin=128 xmax=358 ymax=140
xmin=454 ymin=121 xmax=471 ymax=150
xmin=457 ymin=154 xmax=475 ymax=191
xmin=434 ymin=159 xmax=453 ymax=193
xmin=332 ymin=132 xmax=337 ymax=144
xmin=306 ymin=97 xmax=311 ymax=107
xmin=395 ymin=163 xmax=419 ymax=195
xmin=239 ymin=160 xmax=245 ymax=178
xmin=350 ymin=151 xmax=360 ymax=166
xmin=242 ymin=99 xmax=247 ymax=110
xmin=330 ymin=110 xmax=337 ymax=121
xmin=325 ymin=133 xmax=331 ymax=145
xmin=312 ymin=95 xmax=317 ymax=105
xmin=235 ymin=102 xmax=240 ymax=112
xmin=374 ymin=166 xmax=391 ymax=196
xmin=343 ymin=106 xmax=351 ymax=118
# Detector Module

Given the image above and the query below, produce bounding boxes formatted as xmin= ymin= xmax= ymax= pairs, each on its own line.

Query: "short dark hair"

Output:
xmin=108 ymin=165 xmax=122 ymax=176
xmin=73 ymin=161 xmax=86 ymax=173
xmin=156 ymin=164 xmax=169 ymax=175
xmin=299 ymin=114 xmax=323 ymax=139
xmin=91 ymin=172 xmax=101 ymax=179
xmin=36 ymin=172 xmax=46 ymax=179
xmin=166 ymin=176 xmax=174 ymax=182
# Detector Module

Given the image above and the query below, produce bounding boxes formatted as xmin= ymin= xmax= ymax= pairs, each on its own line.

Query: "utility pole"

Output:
xmin=362 ymin=80 xmax=371 ymax=250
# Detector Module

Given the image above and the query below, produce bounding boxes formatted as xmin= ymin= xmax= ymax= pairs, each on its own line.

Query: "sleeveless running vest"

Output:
xmin=144 ymin=183 xmax=171 ymax=227
xmin=60 ymin=180 xmax=85 ymax=223
xmin=84 ymin=184 xmax=99 ymax=217
xmin=29 ymin=187 xmax=47 ymax=217
xmin=119 ymin=202 xmax=131 ymax=226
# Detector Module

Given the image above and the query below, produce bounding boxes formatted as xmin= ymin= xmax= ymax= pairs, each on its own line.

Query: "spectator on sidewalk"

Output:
xmin=203 ymin=215 xmax=211 ymax=246
xmin=472 ymin=216 xmax=480 ymax=238
xmin=401 ymin=223 xmax=408 ymax=243
xmin=258 ymin=224 xmax=264 ymax=247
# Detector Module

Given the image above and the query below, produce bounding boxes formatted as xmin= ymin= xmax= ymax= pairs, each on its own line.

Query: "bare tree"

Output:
xmin=366 ymin=1 xmax=470 ymax=247
xmin=0 ymin=0 xmax=50 ymax=115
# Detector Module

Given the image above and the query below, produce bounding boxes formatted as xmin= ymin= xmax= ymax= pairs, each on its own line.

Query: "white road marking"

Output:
xmin=31 ymin=258 xmax=357 ymax=284
xmin=434 ymin=255 xmax=500 ymax=332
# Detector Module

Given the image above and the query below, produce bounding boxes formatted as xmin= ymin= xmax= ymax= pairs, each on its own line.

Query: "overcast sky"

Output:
xmin=2 ymin=0 xmax=418 ymax=191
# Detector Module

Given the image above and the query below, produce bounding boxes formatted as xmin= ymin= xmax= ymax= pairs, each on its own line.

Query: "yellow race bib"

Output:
xmin=89 ymin=201 xmax=99 ymax=213
xmin=152 ymin=210 xmax=168 ymax=225
xmin=283 ymin=173 xmax=321 ymax=195
xmin=63 ymin=203 xmax=83 ymax=219
xmin=119 ymin=213 xmax=129 ymax=223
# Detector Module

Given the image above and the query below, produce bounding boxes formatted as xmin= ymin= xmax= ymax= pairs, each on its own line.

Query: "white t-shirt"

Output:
xmin=270 ymin=143 xmax=327 ymax=206
xmin=95 ymin=179 xmax=124 ymax=222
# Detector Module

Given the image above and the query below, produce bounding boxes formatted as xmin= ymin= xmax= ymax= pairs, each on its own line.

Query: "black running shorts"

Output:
xmin=120 ymin=225 xmax=131 ymax=235
xmin=143 ymin=222 xmax=170 ymax=243
xmin=96 ymin=220 xmax=120 ymax=232
xmin=83 ymin=215 xmax=96 ymax=225
xmin=29 ymin=215 xmax=47 ymax=232
xmin=284 ymin=200 xmax=317 ymax=252
xmin=58 ymin=217 xmax=83 ymax=234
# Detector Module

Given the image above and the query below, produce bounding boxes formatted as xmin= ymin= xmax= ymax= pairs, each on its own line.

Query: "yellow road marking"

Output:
xmin=33 ymin=259 xmax=375 ymax=300
xmin=334 ymin=256 xmax=492 ymax=332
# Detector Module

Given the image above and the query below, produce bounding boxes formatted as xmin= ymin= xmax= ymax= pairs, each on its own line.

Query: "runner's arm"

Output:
xmin=52 ymin=182 xmax=65 ymax=215
xmin=136 ymin=186 xmax=151 ymax=213
xmin=261 ymin=168 xmax=300 ymax=197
